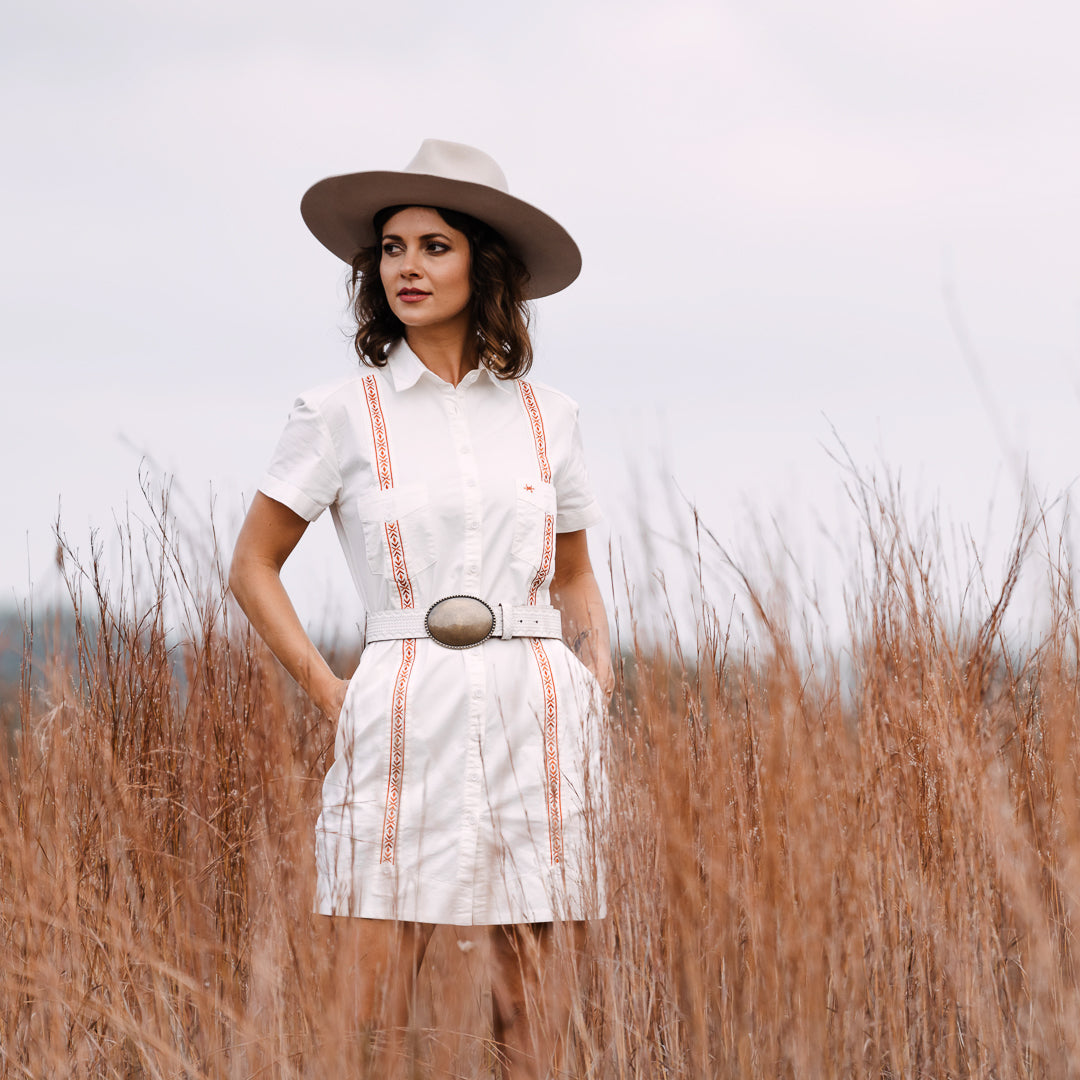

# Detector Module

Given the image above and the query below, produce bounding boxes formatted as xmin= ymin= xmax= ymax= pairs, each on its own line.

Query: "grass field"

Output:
xmin=2 ymin=474 xmax=1079 ymax=1078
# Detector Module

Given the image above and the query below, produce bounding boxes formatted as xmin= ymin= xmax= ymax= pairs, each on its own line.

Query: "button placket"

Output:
xmin=448 ymin=390 xmax=483 ymax=587
xmin=454 ymin=647 xmax=486 ymax=904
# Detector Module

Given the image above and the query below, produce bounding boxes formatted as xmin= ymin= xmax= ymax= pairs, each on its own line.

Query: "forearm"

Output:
xmin=551 ymin=569 xmax=614 ymax=696
xmin=229 ymin=554 xmax=342 ymax=716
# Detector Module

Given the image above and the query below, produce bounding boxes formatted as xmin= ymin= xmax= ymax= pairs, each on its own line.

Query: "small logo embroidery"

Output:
xmin=524 ymin=484 xmax=535 ymax=492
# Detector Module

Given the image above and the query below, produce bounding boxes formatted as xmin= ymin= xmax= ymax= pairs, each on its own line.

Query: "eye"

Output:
xmin=381 ymin=241 xmax=402 ymax=256
xmin=426 ymin=240 xmax=449 ymax=254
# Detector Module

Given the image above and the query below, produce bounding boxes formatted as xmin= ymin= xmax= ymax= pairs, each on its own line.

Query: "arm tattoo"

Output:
xmin=571 ymin=628 xmax=592 ymax=657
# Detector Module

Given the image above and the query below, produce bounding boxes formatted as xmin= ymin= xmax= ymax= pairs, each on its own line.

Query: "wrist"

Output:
xmin=310 ymin=669 xmax=345 ymax=715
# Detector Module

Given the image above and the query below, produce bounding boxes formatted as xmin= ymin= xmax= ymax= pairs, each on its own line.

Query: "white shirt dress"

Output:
xmin=260 ymin=342 xmax=606 ymax=925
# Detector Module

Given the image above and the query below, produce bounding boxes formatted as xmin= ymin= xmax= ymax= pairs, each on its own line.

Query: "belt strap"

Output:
xmin=366 ymin=603 xmax=562 ymax=644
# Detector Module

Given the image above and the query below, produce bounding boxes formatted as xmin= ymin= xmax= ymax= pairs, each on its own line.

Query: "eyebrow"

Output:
xmin=381 ymin=232 xmax=453 ymax=243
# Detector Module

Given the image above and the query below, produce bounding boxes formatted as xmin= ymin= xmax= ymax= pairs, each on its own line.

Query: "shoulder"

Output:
xmin=515 ymin=377 xmax=581 ymax=419
xmin=284 ymin=372 xmax=385 ymax=440
xmin=290 ymin=372 xmax=369 ymax=414
xmin=275 ymin=372 xmax=379 ymax=458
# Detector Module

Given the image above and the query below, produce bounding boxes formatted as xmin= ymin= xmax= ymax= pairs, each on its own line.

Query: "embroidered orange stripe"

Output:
xmin=363 ymin=374 xmax=414 ymax=865
xmin=383 ymin=520 xmax=415 ymax=610
xmin=364 ymin=375 xmax=395 ymax=489
xmin=518 ymin=381 xmax=551 ymax=482
xmin=530 ymin=638 xmax=562 ymax=865
xmin=527 ymin=512 xmax=554 ymax=606
xmin=519 ymin=381 xmax=562 ymax=865
xmin=519 ymin=381 xmax=555 ymax=603
xmin=381 ymin=638 xmax=415 ymax=863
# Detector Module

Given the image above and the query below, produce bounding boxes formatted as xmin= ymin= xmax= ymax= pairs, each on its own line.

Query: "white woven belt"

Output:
xmin=365 ymin=595 xmax=562 ymax=650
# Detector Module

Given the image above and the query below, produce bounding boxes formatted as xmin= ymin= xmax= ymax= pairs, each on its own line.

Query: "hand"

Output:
xmin=319 ymin=676 xmax=352 ymax=723
xmin=593 ymin=660 xmax=615 ymax=704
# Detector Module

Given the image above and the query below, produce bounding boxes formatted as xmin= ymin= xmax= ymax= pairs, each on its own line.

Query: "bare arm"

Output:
xmin=228 ymin=491 xmax=350 ymax=721
xmin=550 ymin=529 xmax=614 ymax=700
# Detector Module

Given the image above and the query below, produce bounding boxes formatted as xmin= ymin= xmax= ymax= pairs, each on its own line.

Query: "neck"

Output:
xmin=405 ymin=318 xmax=478 ymax=387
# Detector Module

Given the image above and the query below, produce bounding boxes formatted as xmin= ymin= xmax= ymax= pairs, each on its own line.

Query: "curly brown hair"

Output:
xmin=348 ymin=206 xmax=533 ymax=378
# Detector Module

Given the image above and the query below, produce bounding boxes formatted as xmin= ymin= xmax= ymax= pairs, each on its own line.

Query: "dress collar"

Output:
xmin=386 ymin=340 xmax=518 ymax=395
xmin=386 ymin=340 xmax=428 ymax=391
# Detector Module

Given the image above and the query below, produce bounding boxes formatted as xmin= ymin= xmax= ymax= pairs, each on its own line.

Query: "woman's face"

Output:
xmin=379 ymin=206 xmax=472 ymax=334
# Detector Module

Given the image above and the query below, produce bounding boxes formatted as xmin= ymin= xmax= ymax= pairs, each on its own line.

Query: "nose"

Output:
xmin=399 ymin=244 xmax=421 ymax=278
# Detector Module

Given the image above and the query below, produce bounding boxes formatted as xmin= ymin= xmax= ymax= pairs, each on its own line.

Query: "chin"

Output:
xmin=395 ymin=311 xmax=437 ymax=328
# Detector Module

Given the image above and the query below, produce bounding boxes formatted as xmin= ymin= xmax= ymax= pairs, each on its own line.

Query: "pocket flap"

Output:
xmin=358 ymin=483 xmax=436 ymax=581
xmin=360 ymin=483 xmax=430 ymax=523
xmin=515 ymin=477 xmax=556 ymax=513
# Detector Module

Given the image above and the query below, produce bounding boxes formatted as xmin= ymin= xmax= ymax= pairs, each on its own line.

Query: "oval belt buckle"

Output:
xmin=425 ymin=595 xmax=496 ymax=649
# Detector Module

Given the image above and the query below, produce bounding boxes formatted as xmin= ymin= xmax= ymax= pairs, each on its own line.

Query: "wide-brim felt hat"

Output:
xmin=300 ymin=139 xmax=581 ymax=300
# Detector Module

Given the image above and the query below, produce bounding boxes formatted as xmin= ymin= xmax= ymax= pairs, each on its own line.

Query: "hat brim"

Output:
xmin=300 ymin=171 xmax=581 ymax=300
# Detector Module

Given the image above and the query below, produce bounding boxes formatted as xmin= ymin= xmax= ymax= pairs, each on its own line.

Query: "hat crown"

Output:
xmin=403 ymin=139 xmax=510 ymax=195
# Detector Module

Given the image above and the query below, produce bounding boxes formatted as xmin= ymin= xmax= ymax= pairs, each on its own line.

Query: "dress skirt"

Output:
xmin=313 ymin=635 xmax=607 ymax=925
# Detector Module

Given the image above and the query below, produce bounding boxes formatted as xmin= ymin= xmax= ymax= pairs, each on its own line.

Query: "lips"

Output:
xmin=397 ymin=288 xmax=430 ymax=302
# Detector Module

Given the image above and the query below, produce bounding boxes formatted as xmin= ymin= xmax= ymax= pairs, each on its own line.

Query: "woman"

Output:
xmin=230 ymin=140 xmax=612 ymax=1077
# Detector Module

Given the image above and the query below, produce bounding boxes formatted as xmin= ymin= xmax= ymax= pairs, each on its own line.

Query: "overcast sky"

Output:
xmin=4 ymin=1 xmax=1079 ymax=635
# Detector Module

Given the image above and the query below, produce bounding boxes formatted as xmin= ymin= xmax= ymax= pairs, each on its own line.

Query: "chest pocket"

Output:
xmin=511 ymin=477 xmax=557 ymax=581
xmin=359 ymin=484 xmax=437 ymax=594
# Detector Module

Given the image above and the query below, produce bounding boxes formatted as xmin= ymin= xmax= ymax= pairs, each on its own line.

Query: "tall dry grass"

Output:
xmin=3 ymin=472 xmax=1080 ymax=1078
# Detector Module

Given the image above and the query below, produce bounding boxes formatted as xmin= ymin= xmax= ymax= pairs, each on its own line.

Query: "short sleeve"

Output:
xmin=258 ymin=395 xmax=343 ymax=522
xmin=554 ymin=404 xmax=603 ymax=533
